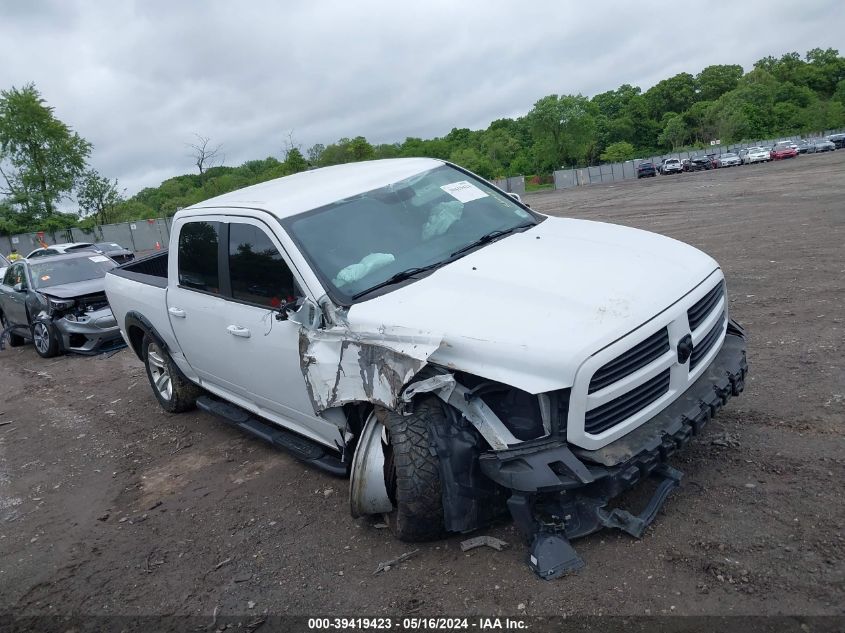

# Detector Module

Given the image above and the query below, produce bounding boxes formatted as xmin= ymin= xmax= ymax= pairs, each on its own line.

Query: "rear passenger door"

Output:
xmin=166 ymin=219 xmax=236 ymax=390
xmin=221 ymin=219 xmax=322 ymax=427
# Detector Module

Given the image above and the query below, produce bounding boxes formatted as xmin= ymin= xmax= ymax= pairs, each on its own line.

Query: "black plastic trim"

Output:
xmin=123 ymin=310 xmax=169 ymax=360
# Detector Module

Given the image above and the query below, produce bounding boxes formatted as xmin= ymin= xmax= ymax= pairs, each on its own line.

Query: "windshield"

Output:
xmin=283 ymin=164 xmax=539 ymax=303
xmin=94 ymin=242 xmax=123 ymax=252
xmin=30 ymin=255 xmax=116 ymax=289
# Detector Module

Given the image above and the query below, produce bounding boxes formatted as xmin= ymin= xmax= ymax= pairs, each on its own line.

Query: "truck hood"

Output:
xmin=39 ymin=278 xmax=106 ymax=299
xmin=346 ymin=217 xmax=719 ymax=393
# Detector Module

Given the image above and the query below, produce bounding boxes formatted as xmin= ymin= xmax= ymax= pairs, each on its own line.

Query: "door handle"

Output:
xmin=168 ymin=307 xmax=186 ymax=318
xmin=226 ymin=325 xmax=251 ymax=338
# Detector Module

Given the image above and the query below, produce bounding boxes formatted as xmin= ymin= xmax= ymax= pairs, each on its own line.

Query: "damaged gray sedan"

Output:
xmin=104 ymin=158 xmax=747 ymax=578
xmin=0 ymin=251 xmax=123 ymax=357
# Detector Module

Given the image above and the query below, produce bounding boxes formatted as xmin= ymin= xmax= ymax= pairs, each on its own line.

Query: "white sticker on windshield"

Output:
xmin=89 ymin=255 xmax=110 ymax=263
xmin=440 ymin=181 xmax=488 ymax=203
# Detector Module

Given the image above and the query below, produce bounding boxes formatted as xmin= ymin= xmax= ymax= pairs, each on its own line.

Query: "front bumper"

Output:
xmin=54 ymin=307 xmax=125 ymax=355
xmin=479 ymin=323 xmax=747 ymax=497
xmin=479 ymin=323 xmax=747 ymax=578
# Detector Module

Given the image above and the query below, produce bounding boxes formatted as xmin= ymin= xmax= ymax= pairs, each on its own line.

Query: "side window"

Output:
xmin=228 ymin=223 xmax=298 ymax=308
xmin=5 ymin=264 xmax=25 ymax=287
xmin=178 ymin=221 xmax=221 ymax=293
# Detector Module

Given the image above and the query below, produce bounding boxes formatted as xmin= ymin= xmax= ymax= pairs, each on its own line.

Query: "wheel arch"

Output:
xmin=124 ymin=311 xmax=169 ymax=360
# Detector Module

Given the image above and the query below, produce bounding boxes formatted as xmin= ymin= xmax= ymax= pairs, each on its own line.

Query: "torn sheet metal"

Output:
xmin=402 ymin=373 xmax=520 ymax=451
xmin=299 ymin=325 xmax=442 ymax=413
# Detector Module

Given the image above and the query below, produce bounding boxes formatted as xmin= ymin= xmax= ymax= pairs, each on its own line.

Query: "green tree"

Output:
xmin=696 ymin=65 xmax=743 ymax=101
xmin=0 ymin=83 xmax=91 ymax=223
xmin=599 ymin=141 xmax=636 ymax=162
xmin=448 ymin=148 xmax=495 ymax=179
xmin=283 ymin=147 xmax=308 ymax=174
xmin=657 ymin=115 xmax=688 ymax=150
xmin=528 ymin=94 xmax=597 ymax=170
xmin=306 ymin=143 xmax=325 ymax=165
xmin=349 ymin=136 xmax=375 ymax=161
xmin=645 ymin=73 xmax=697 ymax=119
xmin=77 ymin=169 xmax=123 ymax=225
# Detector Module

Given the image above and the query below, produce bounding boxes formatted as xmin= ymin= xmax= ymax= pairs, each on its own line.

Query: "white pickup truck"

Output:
xmin=105 ymin=158 xmax=747 ymax=578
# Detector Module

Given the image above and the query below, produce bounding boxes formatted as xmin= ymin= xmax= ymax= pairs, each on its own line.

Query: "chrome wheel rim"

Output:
xmin=33 ymin=322 xmax=50 ymax=354
xmin=147 ymin=343 xmax=172 ymax=401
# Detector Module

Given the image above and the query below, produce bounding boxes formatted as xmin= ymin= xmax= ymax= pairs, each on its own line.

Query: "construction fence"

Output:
xmin=1 ymin=218 xmax=172 ymax=257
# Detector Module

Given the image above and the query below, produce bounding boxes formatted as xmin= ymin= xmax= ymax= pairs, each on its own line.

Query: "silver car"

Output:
xmin=716 ymin=152 xmax=741 ymax=167
xmin=0 ymin=252 xmax=123 ymax=357
xmin=808 ymin=139 xmax=835 ymax=153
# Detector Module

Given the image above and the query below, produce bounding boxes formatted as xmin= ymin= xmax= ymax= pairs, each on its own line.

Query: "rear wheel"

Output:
xmin=31 ymin=320 xmax=59 ymax=358
xmin=382 ymin=398 xmax=446 ymax=542
xmin=142 ymin=335 xmax=200 ymax=413
xmin=0 ymin=312 xmax=25 ymax=347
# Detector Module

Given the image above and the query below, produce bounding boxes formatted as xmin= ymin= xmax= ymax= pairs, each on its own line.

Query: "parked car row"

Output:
xmin=0 ymin=242 xmax=135 ymax=357
xmin=644 ymin=134 xmax=838 ymax=177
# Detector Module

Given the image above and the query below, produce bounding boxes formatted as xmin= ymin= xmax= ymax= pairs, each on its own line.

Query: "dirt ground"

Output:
xmin=0 ymin=151 xmax=843 ymax=621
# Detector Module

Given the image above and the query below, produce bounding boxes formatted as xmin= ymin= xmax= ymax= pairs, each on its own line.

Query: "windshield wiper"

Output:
xmin=449 ymin=223 xmax=535 ymax=259
xmin=350 ymin=262 xmax=444 ymax=299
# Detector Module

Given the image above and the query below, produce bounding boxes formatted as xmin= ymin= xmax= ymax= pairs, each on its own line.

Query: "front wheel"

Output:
xmin=382 ymin=398 xmax=446 ymax=542
xmin=142 ymin=335 xmax=201 ymax=413
xmin=32 ymin=320 xmax=60 ymax=358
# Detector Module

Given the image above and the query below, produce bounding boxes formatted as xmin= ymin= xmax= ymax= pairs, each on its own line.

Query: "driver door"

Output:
xmin=1 ymin=263 xmax=30 ymax=326
xmin=218 ymin=220 xmax=322 ymax=424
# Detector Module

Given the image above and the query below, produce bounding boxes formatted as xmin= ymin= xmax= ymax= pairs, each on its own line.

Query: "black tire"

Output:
xmin=31 ymin=320 xmax=60 ymax=358
xmin=382 ymin=398 xmax=445 ymax=541
xmin=142 ymin=334 xmax=201 ymax=413
xmin=0 ymin=312 xmax=25 ymax=347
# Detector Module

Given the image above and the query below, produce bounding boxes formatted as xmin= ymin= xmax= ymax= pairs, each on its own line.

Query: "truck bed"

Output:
xmin=104 ymin=250 xmax=183 ymax=360
xmin=110 ymin=250 xmax=168 ymax=288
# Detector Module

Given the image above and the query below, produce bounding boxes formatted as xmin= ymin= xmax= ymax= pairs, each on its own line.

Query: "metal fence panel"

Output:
xmin=71 ymin=226 xmax=102 ymax=243
xmin=506 ymin=176 xmax=525 ymax=194
xmin=611 ymin=163 xmax=626 ymax=181
xmin=553 ymin=169 xmax=576 ymax=189
xmin=129 ymin=219 xmax=170 ymax=253
xmin=622 ymin=162 xmax=637 ymax=179
xmin=100 ymin=223 xmax=137 ymax=251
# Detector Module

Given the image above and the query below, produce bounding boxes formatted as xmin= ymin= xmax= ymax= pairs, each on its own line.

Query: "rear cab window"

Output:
xmin=178 ymin=221 xmax=221 ymax=293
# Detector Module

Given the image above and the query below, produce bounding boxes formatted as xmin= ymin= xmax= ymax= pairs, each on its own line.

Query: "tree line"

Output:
xmin=2 ymin=48 xmax=844 ymax=235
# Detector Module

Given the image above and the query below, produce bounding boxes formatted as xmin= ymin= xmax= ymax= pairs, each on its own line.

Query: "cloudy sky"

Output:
xmin=1 ymin=0 xmax=842 ymax=195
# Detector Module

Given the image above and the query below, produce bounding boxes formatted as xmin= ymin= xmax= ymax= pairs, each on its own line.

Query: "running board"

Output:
xmin=196 ymin=396 xmax=347 ymax=477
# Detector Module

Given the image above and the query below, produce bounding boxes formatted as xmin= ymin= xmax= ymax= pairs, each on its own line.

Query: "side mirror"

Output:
xmin=273 ymin=298 xmax=297 ymax=322
xmin=508 ymin=192 xmax=522 ymax=204
xmin=13 ymin=283 xmax=24 ymax=293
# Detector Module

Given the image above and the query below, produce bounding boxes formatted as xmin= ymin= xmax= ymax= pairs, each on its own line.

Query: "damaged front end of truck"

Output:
xmin=295 ymin=292 xmax=748 ymax=580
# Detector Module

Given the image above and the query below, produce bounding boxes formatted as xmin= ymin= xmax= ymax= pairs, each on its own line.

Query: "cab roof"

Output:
xmin=178 ymin=158 xmax=445 ymax=221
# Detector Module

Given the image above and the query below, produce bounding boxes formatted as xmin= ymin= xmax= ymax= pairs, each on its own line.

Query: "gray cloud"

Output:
xmin=1 ymin=0 xmax=842 ymax=195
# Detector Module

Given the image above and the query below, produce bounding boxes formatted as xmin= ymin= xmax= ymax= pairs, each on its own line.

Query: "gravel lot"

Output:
xmin=1 ymin=151 xmax=843 ymax=621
